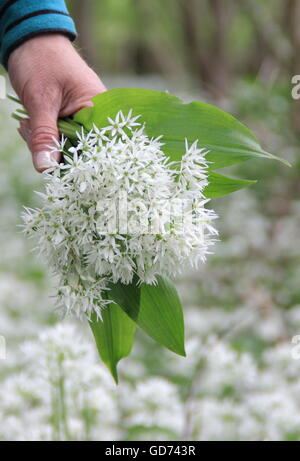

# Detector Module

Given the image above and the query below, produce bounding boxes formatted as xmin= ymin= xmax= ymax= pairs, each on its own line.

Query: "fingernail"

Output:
xmin=50 ymin=151 xmax=60 ymax=164
xmin=34 ymin=151 xmax=53 ymax=171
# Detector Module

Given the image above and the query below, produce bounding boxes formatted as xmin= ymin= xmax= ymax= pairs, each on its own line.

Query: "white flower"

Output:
xmin=0 ymin=324 xmax=120 ymax=441
xmin=22 ymin=111 xmax=218 ymax=318
xmin=120 ymin=378 xmax=184 ymax=436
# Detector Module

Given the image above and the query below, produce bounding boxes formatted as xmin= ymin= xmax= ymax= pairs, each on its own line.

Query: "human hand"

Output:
xmin=8 ymin=34 xmax=106 ymax=172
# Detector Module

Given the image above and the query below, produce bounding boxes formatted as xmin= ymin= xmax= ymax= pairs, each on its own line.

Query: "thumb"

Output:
xmin=29 ymin=109 xmax=60 ymax=172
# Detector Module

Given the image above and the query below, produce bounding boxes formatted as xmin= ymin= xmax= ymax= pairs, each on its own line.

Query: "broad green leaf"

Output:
xmin=109 ymin=276 xmax=185 ymax=356
xmin=108 ymin=275 xmax=140 ymax=322
xmin=205 ymin=172 xmax=257 ymax=198
xmin=89 ymin=302 xmax=136 ymax=383
xmin=140 ymin=276 xmax=185 ymax=356
xmin=74 ymin=88 xmax=288 ymax=170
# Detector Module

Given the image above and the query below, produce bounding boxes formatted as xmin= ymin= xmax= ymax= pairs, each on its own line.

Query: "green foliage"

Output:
xmin=110 ymin=276 xmax=186 ymax=357
xmin=89 ymin=302 xmax=136 ymax=383
xmin=90 ymin=275 xmax=185 ymax=380
xmin=74 ymin=88 xmax=288 ymax=201
xmin=206 ymin=172 xmax=257 ymax=198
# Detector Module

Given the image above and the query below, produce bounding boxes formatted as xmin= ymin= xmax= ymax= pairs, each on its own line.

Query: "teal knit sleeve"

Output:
xmin=0 ymin=0 xmax=77 ymax=68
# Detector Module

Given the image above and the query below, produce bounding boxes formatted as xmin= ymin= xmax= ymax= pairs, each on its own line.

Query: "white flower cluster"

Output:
xmin=0 ymin=324 xmax=120 ymax=441
xmin=2 ymin=322 xmax=300 ymax=441
xmin=22 ymin=111 xmax=217 ymax=318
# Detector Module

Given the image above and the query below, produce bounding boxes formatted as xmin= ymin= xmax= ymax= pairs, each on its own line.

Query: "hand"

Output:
xmin=8 ymin=34 xmax=106 ymax=172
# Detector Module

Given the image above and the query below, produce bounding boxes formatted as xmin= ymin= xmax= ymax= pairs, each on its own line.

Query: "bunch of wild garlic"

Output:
xmin=22 ymin=111 xmax=218 ymax=318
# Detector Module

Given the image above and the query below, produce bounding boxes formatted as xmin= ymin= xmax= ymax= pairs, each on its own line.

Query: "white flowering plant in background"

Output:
xmin=11 ymin=88 xmax=288 ymax=382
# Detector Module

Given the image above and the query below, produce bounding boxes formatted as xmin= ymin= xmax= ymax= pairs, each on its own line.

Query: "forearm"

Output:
xmin=0 ymin=0 xmax=76 ymax=68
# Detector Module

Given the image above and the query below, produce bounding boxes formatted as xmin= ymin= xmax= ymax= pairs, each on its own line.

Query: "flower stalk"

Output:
xmin=8 ymin=93 xmax=83 ymax=140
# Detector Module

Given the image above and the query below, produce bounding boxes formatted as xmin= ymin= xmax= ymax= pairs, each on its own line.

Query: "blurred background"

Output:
xmin=0 ymin=0 xmax=300 ymax=441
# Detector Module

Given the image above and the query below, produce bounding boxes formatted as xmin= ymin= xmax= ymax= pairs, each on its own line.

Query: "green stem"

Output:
xmin=7 ymin=93 xmax=22 ymax=105
xmin=15 ymin=108 xmax=28 ymax=115
xmin=58 ymin=356 xmax=71 ymax=440
xmin=58 ymin=120 xmax=82 ymax=140
xmin=11 ymin=103 xmax=84 ymax=140
xmin=12 ymin=112 xmax=27 ymax=122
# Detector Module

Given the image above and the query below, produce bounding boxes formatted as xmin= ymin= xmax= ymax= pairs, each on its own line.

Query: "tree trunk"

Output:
xmin=71 ymin=0 xmax=99 ymax=71
xmin=209 ymin=0 xmax=231 ymax=99
xmin=181 ymin=0 xmax=231 ymax=100
xmin=241 ymin=0 xmax=291 ymax=70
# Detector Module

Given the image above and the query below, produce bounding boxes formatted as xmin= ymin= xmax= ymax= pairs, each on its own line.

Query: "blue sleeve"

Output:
xmin=0 ymin=0 xmax=77 ymax=68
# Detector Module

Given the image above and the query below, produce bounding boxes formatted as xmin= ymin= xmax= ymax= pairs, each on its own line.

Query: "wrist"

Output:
xmin=8 ymin=33 xmax=73 ymax=72
xmin=1 ymin=0 xmax=76 ymax=68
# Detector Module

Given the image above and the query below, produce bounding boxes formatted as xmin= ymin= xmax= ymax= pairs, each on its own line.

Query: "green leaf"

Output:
xmin=89 ymin=302 xmax=136 ymax=383
xmin=108 ymin=275 xmax=140 ymax=322
xmin=140 ymin=276 xmax=186 ymax=356
xmin=109 ymin=276 xmax=185 ymax=357
xmin=74 ymin=88 xmax=288 ymax=170
xmin=205 ymin=172 xmax=257 ymax=198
